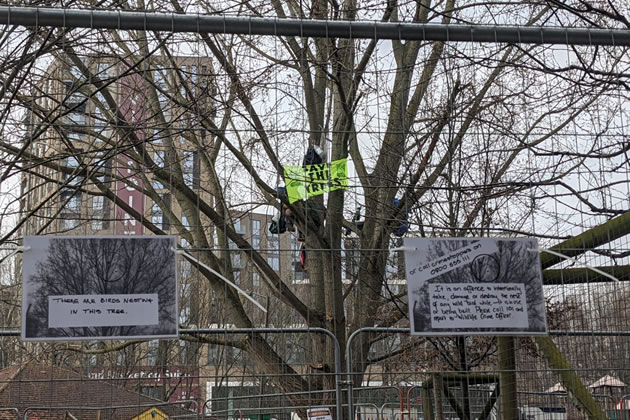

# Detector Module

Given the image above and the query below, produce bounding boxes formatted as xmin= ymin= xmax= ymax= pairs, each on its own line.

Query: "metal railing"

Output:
xmin=0 ymin=6 xmax=629 ymax=46
xmin=2 ymin=326 xmax=630 ymax=420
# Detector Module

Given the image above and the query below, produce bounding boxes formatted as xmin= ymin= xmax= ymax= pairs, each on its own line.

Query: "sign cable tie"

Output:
xmin=0 ymin=246 xmax=30 ymax=266
xmin=391 ymin=246 xmax=417 ymax=252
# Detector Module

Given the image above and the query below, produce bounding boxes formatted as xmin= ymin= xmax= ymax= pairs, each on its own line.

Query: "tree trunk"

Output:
xmin=498 ymin=337 xmax=518 ymax=420
xmin=534 ymin=336 xmax=607 ymax=420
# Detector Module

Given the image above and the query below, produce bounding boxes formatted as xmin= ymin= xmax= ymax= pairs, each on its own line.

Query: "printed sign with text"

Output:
xmin=404 ymin=238 xmax=547 ymax=336
xmin=22 ymin=236 xmax=178 ymax=341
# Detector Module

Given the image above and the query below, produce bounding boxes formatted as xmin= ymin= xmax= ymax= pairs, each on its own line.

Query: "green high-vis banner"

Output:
xmin=283 ymin=158 xmax=349 ymax=203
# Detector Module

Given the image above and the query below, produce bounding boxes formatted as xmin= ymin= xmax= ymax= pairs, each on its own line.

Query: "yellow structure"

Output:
xmin=132 ymin=407 xmax=169 ymax=420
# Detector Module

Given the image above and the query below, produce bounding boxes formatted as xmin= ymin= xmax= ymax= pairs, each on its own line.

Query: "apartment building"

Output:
xmin=17 ymin=53 xmax=218 ymax=404
xmin=20 ymin=55 xmax=213 ymax=235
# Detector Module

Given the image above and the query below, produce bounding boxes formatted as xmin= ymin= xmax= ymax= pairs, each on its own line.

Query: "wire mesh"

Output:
xmin=0 ymin=1 xmax=630 ymax=420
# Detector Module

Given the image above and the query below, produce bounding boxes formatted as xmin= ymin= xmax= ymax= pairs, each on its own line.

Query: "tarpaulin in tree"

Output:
xmin=283 ymin=158 xmax=349 ymax=203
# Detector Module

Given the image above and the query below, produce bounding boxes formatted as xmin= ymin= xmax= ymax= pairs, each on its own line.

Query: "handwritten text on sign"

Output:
xmin=428 ymin=283 xmax=527 ymax=328
xmin=48 ymin=294 xmax=159 ymax=328
xmin=407 ymin=241 xmax=499 ymax=283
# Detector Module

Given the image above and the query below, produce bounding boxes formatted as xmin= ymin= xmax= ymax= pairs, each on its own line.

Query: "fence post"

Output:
xmin=0 ymin=408 xmax=18 ymax=420
xmin=174 ymin=399 xmax=199 ymax=419
xmin=353 ymin=403 xmax=381 ymax=420
xmin=346 ymin=328 xmax=409 ymax=420
xmin=432 ymin=374 xmax=443 ymax=420
xmin=405 ymin=385 xmax=420 ymax=419
xmin=421 ymin=385 xmax=433 ymax=420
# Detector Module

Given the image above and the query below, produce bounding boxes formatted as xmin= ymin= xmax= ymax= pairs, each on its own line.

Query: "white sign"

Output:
xmin=48 ymin=294 xmax=159 ymax=328
xmin=307 ymin=408 xmax=333 ymax=420
xmin=428 ymin=283 xmax=528 ymax=328
xmin=22 ymin=236 xmax=178 ymax=341
xmin=404 ymin=238 xmax=547 ymax=336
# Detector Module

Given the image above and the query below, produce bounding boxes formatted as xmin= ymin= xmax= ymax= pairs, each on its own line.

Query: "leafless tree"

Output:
xmin=0 ymin=0 xmax=629 ymax=415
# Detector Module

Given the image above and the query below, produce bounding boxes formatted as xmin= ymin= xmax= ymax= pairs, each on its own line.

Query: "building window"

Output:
xmin=267 ymin=228 xmax=279 ymax=251
xmin=95 ymin=159 xmax=111 ymax=184
xmin=97 ymin=62 xmax=111 ymax=78
xmin=178 ymin=339 xmax=188 ymax=364
xmin=152 ymin=202 xmax=163 ymax=226
xmin=227 ymin=343 xmax=244 ymax=366
xmin=67 ymin=111 xmax=86 ymax=127
xmin=147 ymin=340 xmax=159 ymax=366
xmin=66 ymin=131 xmax=83 ymax=143
xmin=182 ymin=260 xmax=192 ymax=279
xmin=93 ymin=92 xmax=109 ymax=136
xmin=139 ymin=386 xmax=162 ymax=400
xmin=179 ymin=283 xmax=191 ymax=325
xmin=267 ymin=225 xmax=280 ymax=271
xmin=91 ymin=196 xmax=105 ymax=231
xmin=183 ymin=152 xmax=194 ymax=188
xmin=229 ymin=240 xmax=241 ymax=269
xmin=252 ymin=272 xmax=260 ymax=288
xmin=64 ymin=155 xmax=82 ymax=186
xmin=67 ymin=89 xmax=85 ymax=106
xmin=208 ymin=344 xmax=219 ymax=365
xmin=234 ymin=218 xmax=246 ymax=235
xmin=154 ymin=150 xmax=166 ymax=168
xmin=67 ymin=131 xmax=83 ymax=143
xmin=182 ymin=151 xmax=199 ymax=189
xmin=190 ymin=65 xmax=198 ymax=85
xmin=92 ymin=196 xmax=104 ymax=212
xmin=123 ymin=213 xmax=136 ymax=227
xmin=251 ymin=219 xmax=261 ymax=249
xmin=291 ymin=235 xmax=304 ymax=283
xmin=267 ymin=255 xmax=279 ymax=271
xmin=180 ymin=64 xmax=187 ymax=98
xmin=293 ymin=264 xmax=304 ymax=283
xmin=385 ymin=252 xmax=398 ymax=280
xmin=251 ymin=219 xmax=260 ymax=235
xmin=88 ymin=354 xmax=97 ymax=367
xmin=69 ymin=62 xmax=85 ymax=80
xmin=151 ymin=195 xmax=170 ymax=230
xmin=61 ymin=218 xmax=79 ymax=230
xmin=154 ymin=65 xmax=168 ymax=107
xmin=63 ymin=79 xmax=74 ymax=94
xmin=65 ymin=193 xmax=81 ymax=213
xmin=151 ymin=129 xmax=164 ymax=145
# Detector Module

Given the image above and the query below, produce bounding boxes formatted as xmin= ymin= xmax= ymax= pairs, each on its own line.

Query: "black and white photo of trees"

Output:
xmin=405 ymin=238 xmax=547 ymax=336
xmin=22 ymin=236 xmax=177 ymax=340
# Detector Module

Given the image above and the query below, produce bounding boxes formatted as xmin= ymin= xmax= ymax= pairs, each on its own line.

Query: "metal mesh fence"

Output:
xmin=1 ymin=1 xmax=630 ymax=420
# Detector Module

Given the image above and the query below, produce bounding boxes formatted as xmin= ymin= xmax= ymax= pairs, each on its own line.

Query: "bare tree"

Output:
xmin=25 ymin=237 xmax=176 ymax=338
xmin=0 ymin=0 xmax=629 ymax=416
